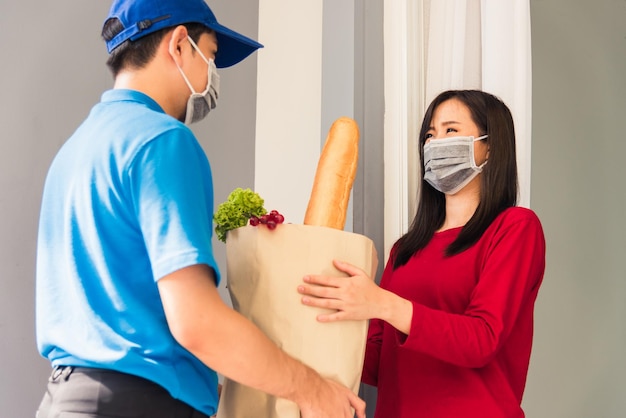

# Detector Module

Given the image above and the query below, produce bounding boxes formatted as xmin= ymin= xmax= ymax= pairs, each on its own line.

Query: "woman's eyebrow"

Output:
xmin=428 ymin=121 xmax=460 ymax=130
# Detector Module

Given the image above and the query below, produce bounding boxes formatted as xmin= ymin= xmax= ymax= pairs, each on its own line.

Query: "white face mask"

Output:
xmin=176 ymin=36 xmax=220 ymax=125
xmin=423 ymin=135 xmax=488 ymax=194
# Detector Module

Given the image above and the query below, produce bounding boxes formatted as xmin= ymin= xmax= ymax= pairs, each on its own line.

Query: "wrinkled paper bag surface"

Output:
xmin=216 ymin=224 xmax=378 ymax=418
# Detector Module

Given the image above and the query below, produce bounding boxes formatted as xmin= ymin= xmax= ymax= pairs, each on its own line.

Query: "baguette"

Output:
xmin=303 ymin=117 xmax=359 ymax=230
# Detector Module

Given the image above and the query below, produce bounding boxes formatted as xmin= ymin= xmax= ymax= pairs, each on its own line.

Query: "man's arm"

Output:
xmin=157 ymin=264 xmax=365 ymax=418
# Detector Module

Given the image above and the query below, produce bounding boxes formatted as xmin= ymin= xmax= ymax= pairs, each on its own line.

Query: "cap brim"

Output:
xmin=209 ymin=23 xmax=263 ymax=68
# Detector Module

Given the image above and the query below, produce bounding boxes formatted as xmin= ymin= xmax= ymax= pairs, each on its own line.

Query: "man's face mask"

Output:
xmin=423 ymin=135 xmax=488 ymax=194
xmin=176 ymin=36 xmax=220 ymax=125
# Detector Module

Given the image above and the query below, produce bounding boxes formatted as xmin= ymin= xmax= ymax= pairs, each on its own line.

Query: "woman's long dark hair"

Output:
xmin=393 ymin=90 xmax=518 ymax=269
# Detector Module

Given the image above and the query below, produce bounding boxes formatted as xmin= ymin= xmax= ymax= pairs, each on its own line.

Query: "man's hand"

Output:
xmin=297 ymin=377 xmax=366 ymax=418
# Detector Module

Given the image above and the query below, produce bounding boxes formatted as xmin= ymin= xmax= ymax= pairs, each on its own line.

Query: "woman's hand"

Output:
xmin=298 ymin=260 xmax=413 ymax=333
xmin=298 ymin=260 xmax=385 ymax=322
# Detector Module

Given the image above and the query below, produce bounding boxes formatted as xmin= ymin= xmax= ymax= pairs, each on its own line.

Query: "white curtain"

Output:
xmin=383 ymin=0 xmax=532 ymax=259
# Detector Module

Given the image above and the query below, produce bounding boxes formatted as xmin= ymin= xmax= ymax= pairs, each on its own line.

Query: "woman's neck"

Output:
xmin=439 ymin=178 xmax=481 ymax=231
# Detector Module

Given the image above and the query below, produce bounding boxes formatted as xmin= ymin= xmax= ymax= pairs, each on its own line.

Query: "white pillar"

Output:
xmin=255 ymin=1 xmax=324 ymax=223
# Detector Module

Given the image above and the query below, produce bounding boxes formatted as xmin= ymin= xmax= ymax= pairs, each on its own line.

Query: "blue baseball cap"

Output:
xmin=104 ymin=0 xmax=263 ymax=68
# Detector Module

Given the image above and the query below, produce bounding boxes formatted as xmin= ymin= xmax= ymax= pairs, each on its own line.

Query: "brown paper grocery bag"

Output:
xmin=215 ymin=224 xmax=378 ymax=418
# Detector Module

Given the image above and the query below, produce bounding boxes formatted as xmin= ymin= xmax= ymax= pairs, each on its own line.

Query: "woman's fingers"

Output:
xmin=300 ymin=291 xmax=338 ymax=308
xmin=299 ymin=263 xmax=378 ymax=322
xmin=299 ymin=285 xmax=349 ymax=322
xmin=333 ymin=259 xmax=366 ymax=277
xmin=316 ymin=310 xmax=349 ymax=322
xmin=302 ymin=273 xmax=340 ymax=288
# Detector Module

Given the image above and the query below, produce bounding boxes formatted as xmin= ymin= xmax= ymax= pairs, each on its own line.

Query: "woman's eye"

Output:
xmin=446 ymin=128 xmax=457 ymax=133
xmin=424 ymin=133 xmax=433 ymax=140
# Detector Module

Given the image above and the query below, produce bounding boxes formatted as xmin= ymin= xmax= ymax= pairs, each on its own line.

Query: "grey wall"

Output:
xmin=523 ymin=0 xmax=626 ymax=416
xmin=0 ymin=0 xmax=258 ymax=416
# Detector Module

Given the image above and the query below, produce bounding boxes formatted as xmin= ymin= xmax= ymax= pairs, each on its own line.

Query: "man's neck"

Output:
xmin=113 ymin=67 xmax=178 ymax=118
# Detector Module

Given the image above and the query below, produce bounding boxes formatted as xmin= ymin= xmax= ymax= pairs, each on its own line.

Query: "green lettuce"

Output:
xmin=214 ymin=188 xmax=267 ymax=242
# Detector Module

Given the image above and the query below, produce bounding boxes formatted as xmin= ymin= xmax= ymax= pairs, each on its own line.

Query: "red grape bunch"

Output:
xmin=249 ymin=210 xmax=285 ymax=230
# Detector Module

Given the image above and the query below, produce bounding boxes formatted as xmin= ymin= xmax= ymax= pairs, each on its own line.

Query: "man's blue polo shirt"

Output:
xmin=36 ymin=89 xmax=221 ymax=416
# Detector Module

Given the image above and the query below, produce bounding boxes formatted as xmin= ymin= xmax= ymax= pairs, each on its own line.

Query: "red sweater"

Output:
xmin=362 ymin=207 xmax=545 ymax=418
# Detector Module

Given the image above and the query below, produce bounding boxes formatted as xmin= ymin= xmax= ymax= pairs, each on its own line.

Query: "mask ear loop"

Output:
xmin=186 ymin=36 xmax=209 ymax=63
xmin=471 ymin=135 xmax=489 ymax=169
xmin=176 ymin=36 xmax=213 ymax=96
xmin=186 ymin=36 xmax=213 ymax=96
xmin=175 ymin=63 xmax=197 ymax=94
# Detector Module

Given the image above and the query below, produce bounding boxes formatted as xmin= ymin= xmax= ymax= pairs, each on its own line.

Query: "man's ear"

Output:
xmin=167 ymin=25 xmax=189 ymax=66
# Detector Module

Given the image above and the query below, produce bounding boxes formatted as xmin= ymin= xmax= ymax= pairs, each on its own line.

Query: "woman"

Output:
xmin=298 ymin=90 xmax=546 ymax=417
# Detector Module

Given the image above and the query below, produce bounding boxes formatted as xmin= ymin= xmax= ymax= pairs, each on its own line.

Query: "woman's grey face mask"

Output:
xmin=423 ymin=135 xmax=488 ymax=194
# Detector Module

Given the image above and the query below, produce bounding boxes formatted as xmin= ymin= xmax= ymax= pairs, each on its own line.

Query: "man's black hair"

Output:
xmin=102 ymin=19 xmax=213 ymax=77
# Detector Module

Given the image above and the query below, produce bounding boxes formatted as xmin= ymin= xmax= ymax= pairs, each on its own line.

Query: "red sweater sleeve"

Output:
xmin=399 ymin=209 xmax=546 ymax=368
